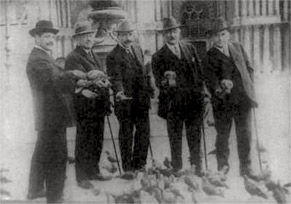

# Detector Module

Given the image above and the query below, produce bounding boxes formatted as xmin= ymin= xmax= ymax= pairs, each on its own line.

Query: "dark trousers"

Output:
xmin=75 ymin=117 xmax=104 ymax=182
xmin=28 ymin=129 xmax=67 ymax=203
xmin=117 ymin=110 xmax=150 ymax=172
xmin=212 ymin=99 xmax=252 ymax=172
xmin=166 ymin=113 xmax=202 ymax=171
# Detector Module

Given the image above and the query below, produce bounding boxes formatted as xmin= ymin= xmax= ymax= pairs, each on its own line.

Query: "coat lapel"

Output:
xmin=179 ymin=42 xmax=194 ymax=66
xmin=131 ymin=44 xmax=144 ymax=67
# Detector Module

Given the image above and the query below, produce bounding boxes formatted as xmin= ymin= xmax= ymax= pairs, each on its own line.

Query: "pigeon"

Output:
xmin=0 ymin=175 xmax=12 ymax=184
xmin=243 ymin=175 xmax=268 ymax=199
xmin=162 ymin=189 xmax=176 ymax=203
xmin=272 ymin=183 xmax=287 ymax=204
xmin=202 ymin=177 xmax=224 ymax=198
xmin=114 ymin=193 xmax=135 ymax=204
xmin=91 ymin=188 xmax=101 ymax=196
xmin=208 ymin=149 xmax=217 ymax=155
xmin=184 ymin=176 xmax=200 ymax=191
xmin=0 ymin=189 xmax=11 ymax=196
xmin=67 ymin=156 xmax=75 ymax=164
xmin=119 ymin=171 xmax=136 ymax=180
xmin=102 ymin=163 xmax=117 ymax=174
xmin=105 ymin=151 xmax=118 ymax=164
xmin=140 ymin=190 xmax=159 ymax=204
xmin=163 ymin=157 xmax=172 ymax=169
xmin=206 ymin=172 xmax=229 ymax=189
xmin=0 ymin=168 xmax=9 ymax=173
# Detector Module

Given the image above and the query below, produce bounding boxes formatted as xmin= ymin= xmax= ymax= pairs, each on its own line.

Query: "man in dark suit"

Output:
xmin=152 ymin=17 xmax=207 ymax=175
xmin=203 ymin=17 xmax=258 ymax=179
xmin=107 ymin=20 xmax=154 ymax=173
xmin=65 ymin=21 xmax=111 ymax=189
xmin=26 ymin=20 xmax=73 ymax=203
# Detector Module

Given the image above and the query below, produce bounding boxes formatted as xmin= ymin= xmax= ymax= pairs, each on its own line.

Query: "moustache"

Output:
xmin=124 ymin=40 xmax=132 ymax=44
xmin=46 ymin=42 xmax=54 ymax=46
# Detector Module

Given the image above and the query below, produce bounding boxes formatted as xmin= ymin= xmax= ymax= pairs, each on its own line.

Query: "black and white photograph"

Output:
xmin=0 ymin=0 xmax=290 ymax=203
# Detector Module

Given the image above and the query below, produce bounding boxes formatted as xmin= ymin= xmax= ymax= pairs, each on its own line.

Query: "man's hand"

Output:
xmin=164 ymin=71 xmax=177 ymax=87
xmin=81 ymin=89 xmax=98 ymax=99
xmin=66 ymin=70 xmax=87 ymax=80
xmin=221 ymin=79 xmax=233 ymax=93
xmin=116 ymin=91 xmax=132 ymax=102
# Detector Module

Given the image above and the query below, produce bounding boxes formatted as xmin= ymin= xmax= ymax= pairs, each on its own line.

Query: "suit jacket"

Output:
xmin=65 ymin=45 xmax=110 ymax=119
xmin=26 ymin=47 xmax=74 ymax=131
xmin=203 ymin=42 xmax=257 ymax=107
xmin=107 ymin=44 xmax=153 ymax=118
xmin=152 ymin=41 xmax=204 ymax=118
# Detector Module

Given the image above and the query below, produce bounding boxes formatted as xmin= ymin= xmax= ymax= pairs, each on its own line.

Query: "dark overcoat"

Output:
xmin=152 ymin=41 xmax=204 ymax=119
xmin=65 ymin=45 xmax=110 ymax=118
xmin=26 ymin=47 xmax=74 ymax=131
xmin=203 ymin=42 xmax=257 ymax=107
xmin=107 ymin=44 xmax=153 ymax=118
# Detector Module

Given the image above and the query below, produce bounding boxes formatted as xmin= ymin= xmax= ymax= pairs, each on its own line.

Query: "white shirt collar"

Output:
xmin=34 ymin=45 xmax=51 ymax=55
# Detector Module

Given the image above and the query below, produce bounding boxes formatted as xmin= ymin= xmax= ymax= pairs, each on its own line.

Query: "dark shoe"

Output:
xmin=91 ymin=173 xmax=112 ymax=181
xmin=241 ymin=168 xmax=260 ymax=181
xmin=218 ymin=165 xmax=229 ymax=181
xmin=47 ymin=197 xmax=64 ymax=203
xmin=27 ymin=189 xmax=46 ymax=200
xmin=77 ymin=180 xmax=93 ymax=189
xmin=119 ymin=171 xmax=136 ymax=180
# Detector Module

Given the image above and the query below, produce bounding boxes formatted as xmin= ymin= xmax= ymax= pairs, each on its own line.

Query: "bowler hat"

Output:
xmin=158 ymin=16 xmax=183 ymax=31
xmin=72 ymin=21 xmax=95 ymax=37
xmin=29 ymin=20 xmax=59 ymax=37
xmin=114 ymin=20 xmax=136 ymax=33
xmin=209 ymin=17 xmax=231 ymax=35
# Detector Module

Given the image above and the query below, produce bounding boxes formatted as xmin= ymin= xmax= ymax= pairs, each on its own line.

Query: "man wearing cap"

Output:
xmin=65 ymin=21 xmax=111 ymax=189
xmin=152 ymin=16 xmax=206 ymax=175
xmin=26 ymin=20 xmax=73 ymax=203
xmin=107 ymin=20 xmax=154 ymax=173
xmin=203 ymin=17 xmax=258 ymax=179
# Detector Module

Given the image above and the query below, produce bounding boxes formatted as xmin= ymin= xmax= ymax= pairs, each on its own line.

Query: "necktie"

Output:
xmin=88 ymin=51 xmax=93 ymax=59
xmin=223 ymin=45 xmax=230 ymax=57
xmin=173 ymin=45 xmax=181 ymax=59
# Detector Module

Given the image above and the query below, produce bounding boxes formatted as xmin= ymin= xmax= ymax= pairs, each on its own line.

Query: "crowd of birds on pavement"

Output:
xmin=0 ymin=168 xmax=12 ymax=200
xmin=82 ymin=151 xmax=291 ymax=204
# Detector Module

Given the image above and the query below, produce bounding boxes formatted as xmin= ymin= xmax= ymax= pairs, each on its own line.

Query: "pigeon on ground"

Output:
xmin=184 ymin=176 xmax=200 ymax=191
xmin=105 ymin=151 xmax=118 ymax=164
xmin=0 ymin=176 xmax=12 ymax=184
xmin=163 ymin=157 xmax=172 ymax=169
xmin=119 ymin=171 xmax=136 ymax=180
xmin=202 ymin=177 xmax=224 ymax=198
xmin=243 ymin=175 xmax=268 ymax=199
xmin=206 ymin=172 xmax=229 ymax=189
xmin=102 ymin=163 xmax=117 ymax=175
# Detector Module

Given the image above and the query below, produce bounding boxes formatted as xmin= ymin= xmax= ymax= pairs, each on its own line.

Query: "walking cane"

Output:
xmin=106 ymin=115 xmax=122 ymax=175
xmin=201 ymin=122 xmax=208 ymax=170
xmin=252 ymin=109 xmax=263 ymax=171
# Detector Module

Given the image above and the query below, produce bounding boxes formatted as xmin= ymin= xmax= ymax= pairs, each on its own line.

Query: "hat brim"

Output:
xmin=114 ymin=29 xmax=135 ymax=33
xmin=72 ymin=30 xmax=95 ymax=38
xmin=207 ymin=27 xmax=231 ymax=36
xmin=29 ymin=28 xmax=59 ymax=37
xmin=156 ymin=25 xmax=184 ymax=32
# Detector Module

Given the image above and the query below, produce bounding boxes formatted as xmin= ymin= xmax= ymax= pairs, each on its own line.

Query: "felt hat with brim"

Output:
xmin=29 ymin=20 xmax=59 ymax=37
xmin=114 ymin=20 xmax=136 ymax=33
xmin=72 ymin=21 xmax=95 ymax=38
xmin=157 ymin=16 xmax=184 ymax=32
xmin=208 ymin=17 xmax=231 ymax=36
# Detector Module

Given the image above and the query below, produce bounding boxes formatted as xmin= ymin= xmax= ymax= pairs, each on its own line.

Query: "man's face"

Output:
xmin=76 ymin=32 xmax=94 ymax=49
xmin=35 ymin=32 xmax=56 ymax=51
xmin=163 ymin=28 xmax=180 ymax=45
xmin=118 ymin=31 xmax=135 ymax=48
xmin=212 ymin=29 xmax=230 ymax=48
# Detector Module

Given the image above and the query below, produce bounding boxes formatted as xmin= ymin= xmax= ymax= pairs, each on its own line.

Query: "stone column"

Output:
xmin=254 ymin=0 xmax=260 ymax=16
xmin=263 ymin=25 xmax=271 ymax=72
xmin=253 ymin=25 xmax=261 ymax=72
xmin=273 ymin=25 xmax=282 ymax=71
xmin=244 ymin=26 xmax=252 ymax=63
xmin=268 ymin=0 xmax=274 ymax=16
xmin=248 ymin=0 xmax=254 ymax=16
xmin=262 ymin=0 xmax=267 ymax=16
xmin=234 ymin=0 xmax=239 ymax=17
xmin=241 ymin=0 xmax=248 ymax=17
xmin=274 ymin=0 xmax=280 ymax=16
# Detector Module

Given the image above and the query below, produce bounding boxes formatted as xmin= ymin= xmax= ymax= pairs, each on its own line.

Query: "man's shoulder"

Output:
xmin=66 ymin=48 xmax=81 ymax=60
xmin=153 ymin=45 xmax=167 ymax=58
xmin=27 ymin=48 xmax=51 ymax=64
